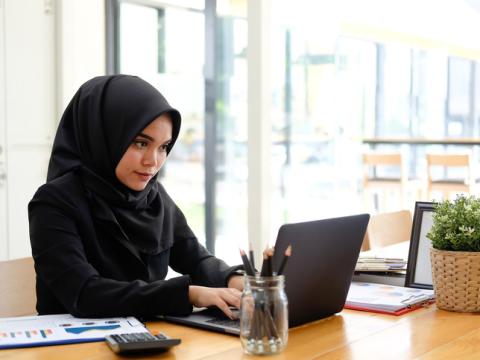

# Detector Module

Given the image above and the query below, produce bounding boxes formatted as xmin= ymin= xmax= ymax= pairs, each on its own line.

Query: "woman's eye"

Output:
xmin=133 ymin=140 xmax=148 ymax=149
xmin=159 ymin=144 xmax=169 ymax=152
xmin=160 ymin=144 xmax=170 ymax=152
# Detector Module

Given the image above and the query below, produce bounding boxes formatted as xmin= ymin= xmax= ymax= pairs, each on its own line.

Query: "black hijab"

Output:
xmin=47 ymin=75 xmax=182 ymax=255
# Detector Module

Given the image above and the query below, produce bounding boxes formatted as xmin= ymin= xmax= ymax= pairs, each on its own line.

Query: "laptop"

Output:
xmin=160 ymin=213 xmax=370 ymax=335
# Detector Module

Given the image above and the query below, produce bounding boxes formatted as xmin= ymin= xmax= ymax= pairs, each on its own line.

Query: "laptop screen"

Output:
xmin=272 ymin=214 xmax=369 ymax=327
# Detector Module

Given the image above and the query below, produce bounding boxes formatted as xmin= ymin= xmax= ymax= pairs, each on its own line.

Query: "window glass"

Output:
xmin=158 ymin=0 xmax=204 ymax=10
xmin=269 ymin=9 xmax=376 ymax=232
xmin=118 ymin=1 xmax=247 ymax=265
xmin=115 ymin=0 xmax=480 ymax=253
xmin=214 ymin=14 xmax=248 ymax=264
xmin=413 ymin=50 xmax=448 ymax=138
xmin=381 ymin=44 xmax=412 ymax=136
xmin=119 ymin=2 xmax=206 ymax=244
xmin=477 ymin=62 xmax=480 ymax=120
xmin=448 ymin=57 xmax=472 ymax=136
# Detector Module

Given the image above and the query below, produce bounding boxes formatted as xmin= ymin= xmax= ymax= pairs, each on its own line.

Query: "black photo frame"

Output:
xmin=405 ymin=201 xmax=436 ymax=289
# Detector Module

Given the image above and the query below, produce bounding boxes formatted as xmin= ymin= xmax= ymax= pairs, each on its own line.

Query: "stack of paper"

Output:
xmin=345 ymin=282 xmax=435 ymax=315
xmin=355 ymin=257 xmax=407 ymax=272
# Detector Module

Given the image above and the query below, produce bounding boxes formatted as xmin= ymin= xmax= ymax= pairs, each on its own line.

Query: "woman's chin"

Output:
xmin=126 ymin=181 xmax=148 ymax=192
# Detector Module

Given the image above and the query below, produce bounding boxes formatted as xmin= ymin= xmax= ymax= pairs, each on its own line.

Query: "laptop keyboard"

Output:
xmin=206 ymin=317 xmax=240 ymax=329
xmin=201 ymin=307 xmax=240 ymax=329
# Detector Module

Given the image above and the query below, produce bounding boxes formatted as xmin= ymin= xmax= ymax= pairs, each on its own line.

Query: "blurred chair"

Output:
xmin=362 ymin=209 xmax=412 ymax=250
xmin=362 ymin=152 xmax=421 ymax=212
xmin=0 ymin=257 xmax=36 ymax=317
xmin=426 ymin=153 xmax=473 ymax=200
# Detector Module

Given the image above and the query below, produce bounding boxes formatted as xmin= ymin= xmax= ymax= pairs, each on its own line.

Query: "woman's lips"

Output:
xmin=135 ymin=172 xmax=153 ymax=182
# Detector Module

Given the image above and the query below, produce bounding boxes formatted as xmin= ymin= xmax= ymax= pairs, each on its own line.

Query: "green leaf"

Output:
xmin=427 ymin=195 xmax=480 ymax=252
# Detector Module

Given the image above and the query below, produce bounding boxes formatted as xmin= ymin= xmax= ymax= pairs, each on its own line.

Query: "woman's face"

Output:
xmin=115 ymin=114 xmax=173 ymax=191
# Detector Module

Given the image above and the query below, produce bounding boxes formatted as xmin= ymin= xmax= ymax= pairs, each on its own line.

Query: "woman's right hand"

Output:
xmin=188 ymin=285 xmax=242 ymax=319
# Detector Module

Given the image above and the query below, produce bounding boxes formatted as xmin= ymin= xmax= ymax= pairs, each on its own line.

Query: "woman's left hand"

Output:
xmin=188 ymin=286 xmax=242 ymax=319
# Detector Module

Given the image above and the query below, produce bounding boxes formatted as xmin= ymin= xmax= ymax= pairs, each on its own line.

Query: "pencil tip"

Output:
xmin=286 ymin=245 xmax=292 ymax=256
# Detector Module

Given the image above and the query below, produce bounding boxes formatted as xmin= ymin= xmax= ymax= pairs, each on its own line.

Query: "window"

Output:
xmin=110 ymin=0 xmax=247 ymax=265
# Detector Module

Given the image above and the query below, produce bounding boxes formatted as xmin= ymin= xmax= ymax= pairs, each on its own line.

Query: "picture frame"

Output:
xmin=405 ymin=201 xmax=436 ymax=289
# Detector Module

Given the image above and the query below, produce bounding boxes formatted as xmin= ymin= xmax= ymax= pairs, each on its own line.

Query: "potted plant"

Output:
xmin=427 ymin=194 xmax=480 ymax=312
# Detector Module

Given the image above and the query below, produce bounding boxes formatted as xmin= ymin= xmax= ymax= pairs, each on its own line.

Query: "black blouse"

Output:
xmin=29 ymin=171 xmax=240 ymax=317
xmin=29 ymin=75 xmax=242 ymax=318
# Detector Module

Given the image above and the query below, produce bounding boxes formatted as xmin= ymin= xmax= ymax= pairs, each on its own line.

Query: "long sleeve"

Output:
xmin=29 ymin=183 xmax=192 ymax=317
xmin=167 ymin=204 xmax=243 ymax=288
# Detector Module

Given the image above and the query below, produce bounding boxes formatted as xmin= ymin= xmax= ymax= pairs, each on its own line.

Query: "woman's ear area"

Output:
xmin=165 ymin=110 xmax=181 ymax=154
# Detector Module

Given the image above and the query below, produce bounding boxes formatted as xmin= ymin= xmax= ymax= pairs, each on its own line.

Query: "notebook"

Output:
xmin=160 ymin=213 xmax=370 ymax=335
xmin=345 ymin=282 xmax=435 ymax=315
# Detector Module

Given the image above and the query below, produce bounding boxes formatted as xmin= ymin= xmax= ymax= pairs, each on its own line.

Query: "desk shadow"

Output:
xmin=291 ymin=313 xmax=346 ymax=331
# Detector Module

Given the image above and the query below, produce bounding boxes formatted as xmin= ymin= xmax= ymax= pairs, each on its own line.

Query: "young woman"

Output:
xmin=29 ymin=75 xmax=243 ymax=319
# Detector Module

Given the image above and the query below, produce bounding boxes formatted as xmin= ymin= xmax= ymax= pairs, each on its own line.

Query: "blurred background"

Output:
xmin=1 ymin=0 xmax=480 ymax=265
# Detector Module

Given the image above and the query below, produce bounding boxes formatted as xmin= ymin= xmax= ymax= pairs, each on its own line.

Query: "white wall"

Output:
xmin=0 ymin=0 xmax=7 ymax=258
xmin=0 ymin=0 xmax=105 ymax=260
xmin=4 ymin=0 xmax=57 ymax=259
xmin=56 ymin=0 xmax=106 ymax=113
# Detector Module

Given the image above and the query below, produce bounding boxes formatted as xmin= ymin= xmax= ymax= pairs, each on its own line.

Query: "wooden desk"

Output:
xmin=2 ymin=306 xmax=479 ymax=359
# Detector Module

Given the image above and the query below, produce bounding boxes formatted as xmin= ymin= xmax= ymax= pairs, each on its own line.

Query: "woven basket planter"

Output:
xmin=430 ymin=247 xmax=480 ymax=312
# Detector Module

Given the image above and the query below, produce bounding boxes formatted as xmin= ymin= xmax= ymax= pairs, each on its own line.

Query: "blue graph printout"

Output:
xmin=0 ymin=314 xmax=147 ymax=349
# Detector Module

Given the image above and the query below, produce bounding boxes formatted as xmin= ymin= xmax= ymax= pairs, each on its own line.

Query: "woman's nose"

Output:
xmin=142 ymin=149 xmax=158 ymax=167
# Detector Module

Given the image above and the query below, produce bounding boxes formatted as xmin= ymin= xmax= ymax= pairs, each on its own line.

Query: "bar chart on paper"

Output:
xmin=1 ymin=328 xmax=54 ymax=340
xmin=0 ymin=314 xmax=147 ymax=349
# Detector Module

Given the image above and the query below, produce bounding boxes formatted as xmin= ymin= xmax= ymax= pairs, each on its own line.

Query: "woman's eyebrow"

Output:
xmin=136 ymin=133 xmax=154 ymax=141
xmin=136 ymin=133 xmax=172 ymax=145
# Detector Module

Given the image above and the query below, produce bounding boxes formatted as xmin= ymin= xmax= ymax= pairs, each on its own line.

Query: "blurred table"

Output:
xmin=363 ymin=137 xmax=480 ymax=146
xmin=354 ymin=241 xmax=410 ymax=286
xmin=362 ymin=138 xmax=480 ymax=193
xmin=360 ymin=240 xmax=410 ymax=261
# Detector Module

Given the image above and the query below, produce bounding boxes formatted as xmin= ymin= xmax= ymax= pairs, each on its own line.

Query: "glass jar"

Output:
xmin=239 ymin=275 xmax=288 ymax=355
